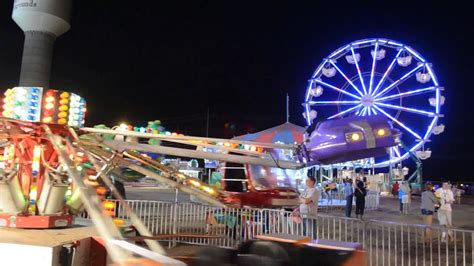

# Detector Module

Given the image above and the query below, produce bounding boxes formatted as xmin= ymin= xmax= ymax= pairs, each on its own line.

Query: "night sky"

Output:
xmin=0 ymin=2 xmax=472 ymax=180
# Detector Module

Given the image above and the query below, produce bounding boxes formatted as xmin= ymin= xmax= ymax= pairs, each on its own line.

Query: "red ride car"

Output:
xmin=220 ymin=162 xmax=300 ymax=209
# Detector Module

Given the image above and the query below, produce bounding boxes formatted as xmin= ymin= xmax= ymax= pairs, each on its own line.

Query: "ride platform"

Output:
xmin=0 ymin=214 xmax=73 ymax=228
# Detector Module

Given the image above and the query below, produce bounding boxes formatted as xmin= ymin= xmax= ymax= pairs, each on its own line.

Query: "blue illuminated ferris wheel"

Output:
xmin=303 ymin=38 xmax=445 ymax=168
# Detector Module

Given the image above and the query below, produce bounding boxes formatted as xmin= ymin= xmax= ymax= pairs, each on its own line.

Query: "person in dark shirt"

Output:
xmin=354 ymin=180 xmax=367 ymax=219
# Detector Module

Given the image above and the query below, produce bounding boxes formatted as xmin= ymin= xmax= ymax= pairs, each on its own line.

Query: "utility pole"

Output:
xmin=206 ymin=106 xmax=210 ymax=137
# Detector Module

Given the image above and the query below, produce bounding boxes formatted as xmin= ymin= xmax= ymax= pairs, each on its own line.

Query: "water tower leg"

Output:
xmin=19 ymin=31 xmax=56 ymax=88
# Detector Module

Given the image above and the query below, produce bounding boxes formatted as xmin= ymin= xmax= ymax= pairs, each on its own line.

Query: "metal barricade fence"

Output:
xmin=81 ymin=196 xmax=473 ymax=265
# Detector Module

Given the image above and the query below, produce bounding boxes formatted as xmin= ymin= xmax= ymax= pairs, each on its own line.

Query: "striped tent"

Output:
xmin=233 ymin=122 xmax=305 ymax=144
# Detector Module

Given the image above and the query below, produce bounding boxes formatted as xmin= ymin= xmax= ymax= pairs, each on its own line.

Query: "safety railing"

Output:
xmin=81 ymin=195 xmax=473 ymax=265
xmin=318 ymin=190 xmax=379 ymax=212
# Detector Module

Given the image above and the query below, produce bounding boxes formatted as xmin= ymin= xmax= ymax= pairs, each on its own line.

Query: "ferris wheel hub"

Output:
xmin=361 ymin=94 xmax=375 ymax=107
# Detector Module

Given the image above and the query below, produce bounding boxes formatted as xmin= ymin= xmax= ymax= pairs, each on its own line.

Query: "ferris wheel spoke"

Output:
xmin=371 ymin=107 xmax=378 ymax=115
xmin=372 ymin=105 xmax=422 ymax=139
xmin=371 ymin=49 xmax=404 ymax=96
xmin=368 ymin=42 xmax=379 ymax=95
xmin=392 ymin=146 xmax=401 ymax=157
xmin=307 ymin=100 xmax=360 ymax=106
xmin=328 ymin=104 xmax=363 ymax=119
xmin=329 ymin=60 xmax=364 ymax=97
xmin=359 ymin=107 xmax=368 ymax=116
xmin=424 ymin=117 xmax=438 ymax=140
xmin=350 ymin=47 xmax=367 ymax=94
xmin=375 ymin=86 xmax=437 ymax=102
xmin=374 ymin=102 xmax=435 ymax=117
xmin=374 ymin=64 xmax=424 ymax=99
xmin=314 ymin=79 xmax=362 ymax=100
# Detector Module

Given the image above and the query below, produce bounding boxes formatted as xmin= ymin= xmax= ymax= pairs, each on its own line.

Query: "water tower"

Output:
xmin=12 ymin=0 xmax=72 ymax=88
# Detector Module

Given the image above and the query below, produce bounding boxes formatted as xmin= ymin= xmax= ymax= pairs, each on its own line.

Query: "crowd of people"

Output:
xmin=391 ymin=180 xmax=459 ymax=243
xmin=296 ymin=175 xmax=369 ymax=226
xmin=421 ymin=181 xmax=456 ymax=243
xmin=297 ymin=174 xmax=462 ymax=242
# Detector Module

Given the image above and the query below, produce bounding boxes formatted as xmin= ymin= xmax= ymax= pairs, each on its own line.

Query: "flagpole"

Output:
xmin=286 ymin=93 xmax=289 ymax=123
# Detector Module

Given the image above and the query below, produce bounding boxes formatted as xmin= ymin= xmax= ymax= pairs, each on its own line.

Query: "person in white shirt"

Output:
xmin=299 ymin=175 xmax=320 ymax=239
xmin=435 ymin=182 xmax=455 ymax=241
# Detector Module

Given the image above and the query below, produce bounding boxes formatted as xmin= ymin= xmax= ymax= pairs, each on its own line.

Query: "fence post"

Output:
xmin=170 ymin=192 xmax=179 ymax=248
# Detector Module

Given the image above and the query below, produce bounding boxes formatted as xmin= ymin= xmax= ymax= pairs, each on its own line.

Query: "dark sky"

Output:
xmin=0 ymin=1 xmax=473 ymax=180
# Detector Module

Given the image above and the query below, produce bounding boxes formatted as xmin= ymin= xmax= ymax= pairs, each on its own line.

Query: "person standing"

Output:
xmin=343 ymin=179 xmax=354 ymax=218
xmin=435 ymin=182 xmax=455 ymax=241
xmin=398 ymin=181 xmax=410 ymax=214
xmin=392 ymin=181 xmax=400 ymax=197
xmin=401 ymin=182 xmax=412 ymax=214
xmin=354 ymin=180 xmax=366 ymax=219
xmin=455 ymin=185 xmax=462 ymax=204
xmin=299 ymin=175 xmax=320 ymax=239
xmin=420 ymin=182 xmax=438 ymax=244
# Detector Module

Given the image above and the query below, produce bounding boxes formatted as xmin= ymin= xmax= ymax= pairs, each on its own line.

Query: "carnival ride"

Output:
xmin=303 ymin=38 xmax=444 ymax=167
xmin=0 ymin=82 xmax=401 ymax=221
xmin=303 ymin=38 xmax=444 ymax=188
xmin=0 ymin=35 xmax=441 ymax=266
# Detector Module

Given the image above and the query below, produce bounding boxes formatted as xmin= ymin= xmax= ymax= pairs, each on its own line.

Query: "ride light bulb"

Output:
xmin=351 ymin=133 xmax=360 ymax=141
xmin=377 ymin=129 xmax=386 ymax=136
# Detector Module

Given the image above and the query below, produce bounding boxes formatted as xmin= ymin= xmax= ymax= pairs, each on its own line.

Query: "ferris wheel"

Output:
xmin=303 ymin=38 xmax=445 ymax=168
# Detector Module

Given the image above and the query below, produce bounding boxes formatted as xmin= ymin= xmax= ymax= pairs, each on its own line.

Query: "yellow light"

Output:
xmin=351 ymin=133 xmax=361 ymax=141
xmin=202 ymin=186 xmax=215 ymax=195
xmin=58 ymin=118 xmax=67 ymax=125
xmin=103 ymin=201 xmax=115 ymax=210
xmin=189 ymin=179 xmax=201 ymax=187
xmin=113 ymin=218 xmax=125 ymax=227
xmin=377 ymin=129 xmax=386 ymax=136
xmin=250 ymin=146 xmax=257 ymax=152
xmin=45 ymin=103 xmax=55 ymax=110
xmin=45 ymin=96 xmax=55 ymax=103
xmin=43 ymin=117 xmax=52 ymax=123
xmin=224 ymin=142 xmax=231 ymax=147
xmin=59 ymin=105 xmax=69 ymax=111
xmin=29 ymin=185 xmax=37 ymax=200
xmin=60 ymin=92 xmax=70 ymax=99
xmin=58 ymin=111 xmax=68 ymax=118
xmin=59 ymin=99 xmax=69 ymax=105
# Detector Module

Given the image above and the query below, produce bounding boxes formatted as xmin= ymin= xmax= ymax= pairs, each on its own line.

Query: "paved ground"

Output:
xmin=124 ymin=187 xmax=474 ymax=262
xmin=125 ymin=186 xmax=474 ymax=230
xmin=333 ymin=195 xmax=474 ymax=230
